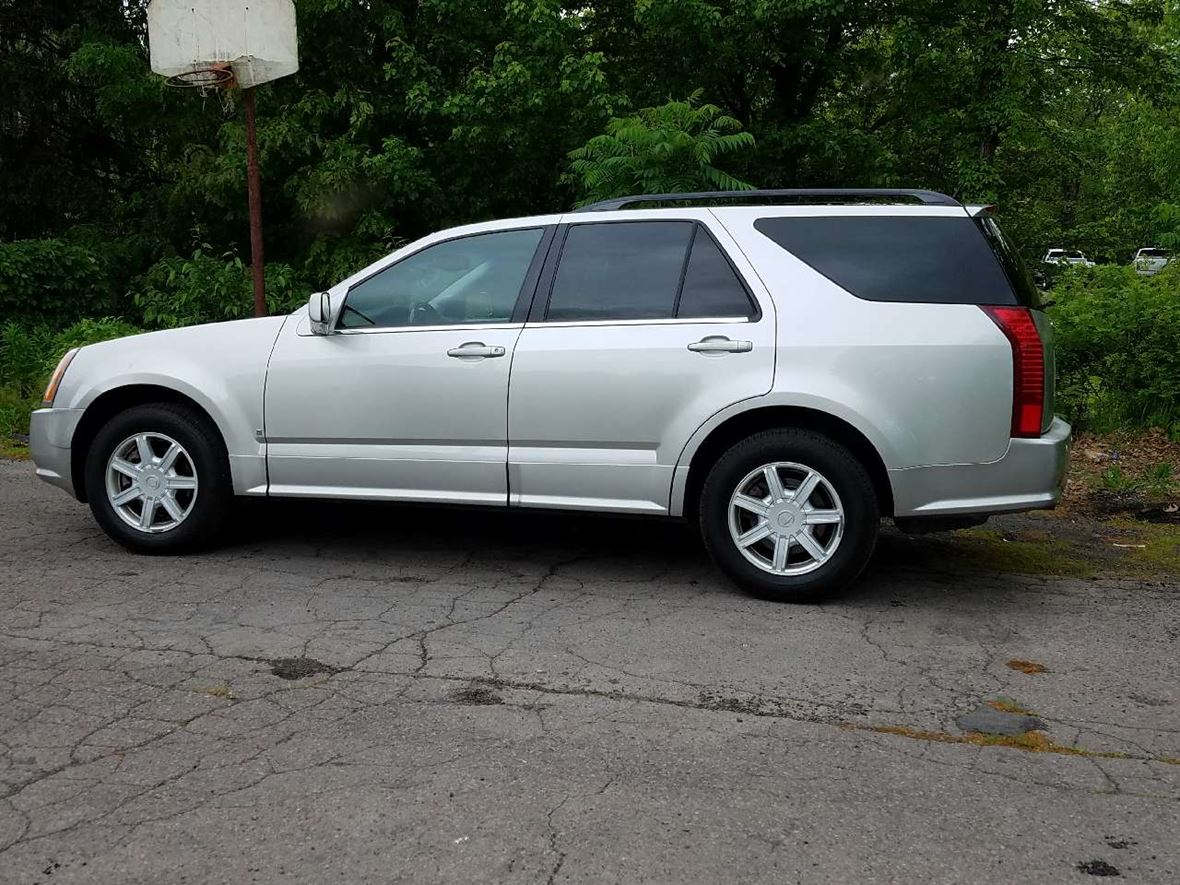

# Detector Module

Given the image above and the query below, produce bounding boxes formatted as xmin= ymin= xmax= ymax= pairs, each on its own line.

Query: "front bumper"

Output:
xmin=889 ymin=417 xmax=1071 ymax=517
xmin=29 ymin=407 xmax=84 ymax=499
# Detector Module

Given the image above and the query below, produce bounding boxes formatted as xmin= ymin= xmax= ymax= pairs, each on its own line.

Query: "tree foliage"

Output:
xmin=1050 ymin=265 xmax=1180 ymax=431
xmin=568 ymin=94 xmax=755 ymax=204
xmin=3 ymin=1 xmax=1180 ymax=436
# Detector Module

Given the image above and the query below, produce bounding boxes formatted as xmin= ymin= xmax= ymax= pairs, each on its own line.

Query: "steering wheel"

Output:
xmin=409 ymin=301 xmax=441 ymax=325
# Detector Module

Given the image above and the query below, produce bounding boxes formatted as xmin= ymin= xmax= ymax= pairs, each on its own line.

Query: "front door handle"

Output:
xmin=447 ymin=342 xmax=506 ymax=359
xmin=687 ymin=336 xmax=753 ymax=354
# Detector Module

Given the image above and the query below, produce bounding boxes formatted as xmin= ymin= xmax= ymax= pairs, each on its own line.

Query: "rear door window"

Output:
xmin=545 ymin=221 xmax=756 ymax=321
xmin=546 ymin=221 xmax=690 ymax=321
xmin=676 ymin=227 xmax=756 ymax=318
xmin=754 ymin=215 xmax=1022 ymax=306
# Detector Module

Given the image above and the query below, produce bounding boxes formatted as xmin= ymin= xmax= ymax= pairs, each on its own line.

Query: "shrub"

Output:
xmin=133 ymin=252 xmax=305 ymax=328
xmin=0 ymin=323 xmax=55 ymax=397
xmin=0 ymin=239 xmax=117 ymax=327
xmin=0 ymin=318 xmax=144 ymax=444
xmin=1049 ymin=264 xmax=1180 ymax=432
xmin=50 ymin=317 xmax=144 ymax=365
xmin=0 ymin=386 xmax=38 ymax=442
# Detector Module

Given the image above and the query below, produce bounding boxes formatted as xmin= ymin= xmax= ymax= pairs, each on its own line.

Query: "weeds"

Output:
xmin=1144 ymin=462 xmax=1177 ymax=498
xmin=1099 ymin=464 xmax=1137 ymax=493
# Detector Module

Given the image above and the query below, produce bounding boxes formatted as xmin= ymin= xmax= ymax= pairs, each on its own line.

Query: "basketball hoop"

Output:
xmin=164 ymin=65 xmax=235 ymax=91
xmin=148 ymin=0 xmax=299 ymax=319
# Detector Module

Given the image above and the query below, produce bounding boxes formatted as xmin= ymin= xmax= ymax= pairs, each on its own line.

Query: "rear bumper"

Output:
xmin=29 ymin=407 xmax=84 ymax=499
xmin=889 ymin=417 xmax=1071 ymax=517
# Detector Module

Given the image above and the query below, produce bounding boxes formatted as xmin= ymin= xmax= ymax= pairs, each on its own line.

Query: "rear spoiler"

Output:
xmin=965 ymin=204 xmax=997 ymax=217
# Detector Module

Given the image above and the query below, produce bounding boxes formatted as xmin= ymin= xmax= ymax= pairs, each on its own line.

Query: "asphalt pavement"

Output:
xmin=0 ymin=459 xmax=1177 ymax=883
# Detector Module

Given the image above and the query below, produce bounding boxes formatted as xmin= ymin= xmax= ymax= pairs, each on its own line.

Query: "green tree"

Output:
xmin=567 ymin=95 xmax=756 ymax=203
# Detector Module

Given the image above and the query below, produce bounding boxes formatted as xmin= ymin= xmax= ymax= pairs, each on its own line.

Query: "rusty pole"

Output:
xmin=243 ymin=86 xmax=266 ymax=317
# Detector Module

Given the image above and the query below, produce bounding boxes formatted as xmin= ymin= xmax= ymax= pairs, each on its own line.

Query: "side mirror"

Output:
xmin=308 ymin=291 xmax=332 ymax=335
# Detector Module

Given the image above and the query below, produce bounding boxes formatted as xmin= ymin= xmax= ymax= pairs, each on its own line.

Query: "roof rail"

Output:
xmin=574 ymin=188 xmax=961 ymax=212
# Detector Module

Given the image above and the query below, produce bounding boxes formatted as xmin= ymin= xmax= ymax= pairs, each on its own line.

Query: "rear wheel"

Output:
xmin=84 ymin=404 xmax=232 ymax=553
xmin=699 ymin=429 xmax=879 ymax=602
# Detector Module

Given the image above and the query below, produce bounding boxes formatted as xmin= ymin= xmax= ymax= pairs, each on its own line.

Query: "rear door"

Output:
xmin=507 ymin=212 xmax=775 ymax=513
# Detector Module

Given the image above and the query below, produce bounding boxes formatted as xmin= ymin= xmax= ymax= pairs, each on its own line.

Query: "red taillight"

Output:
xmin=982 ymin=306 xmax=1044 ymax=438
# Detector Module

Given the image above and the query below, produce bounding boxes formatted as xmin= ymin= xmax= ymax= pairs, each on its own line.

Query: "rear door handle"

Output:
xmin=687 ymin=336 xmax=753 ymax=354
xmin=447 ymin=342 xmax=506 ymax=359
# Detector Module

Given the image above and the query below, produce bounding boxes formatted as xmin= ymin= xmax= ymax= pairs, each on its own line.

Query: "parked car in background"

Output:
xmin=1133 ymin=247 xmax=1171 ymax=275
xmin=1041 ymin=248 xmax=1095 ymax=268
xmin=30 ymin=189 xmax=1069 ymax=602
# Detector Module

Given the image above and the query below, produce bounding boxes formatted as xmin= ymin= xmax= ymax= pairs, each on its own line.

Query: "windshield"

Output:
xmin=1139 ymin=249 xmax=1169 ymax=258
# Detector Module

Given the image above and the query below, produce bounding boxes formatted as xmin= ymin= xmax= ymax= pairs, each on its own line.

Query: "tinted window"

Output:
xmin=754 ymin=216 xmax=1020 ymax=306
xmin=546 ymin=222 xmax=692 ymax=321
xmin=677 ymin=228 xmax=756 ymax=318
xmin=976 ymin=215 xmax=1041 ymax=308
xmin=341 ymin=228 xmax=543 ymax=329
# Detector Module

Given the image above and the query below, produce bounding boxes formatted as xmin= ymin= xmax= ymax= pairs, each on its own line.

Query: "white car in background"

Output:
xmin=1041 ymin=249 xmax=1094 ymax=268
xmin=1133 ymin=247 xmax=1171 ymax=275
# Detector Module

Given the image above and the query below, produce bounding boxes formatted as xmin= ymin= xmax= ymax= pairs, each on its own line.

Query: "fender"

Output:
xmin=669 ymin=391 xmax=899 ymax=517
xmin=56 ymin=316 xmax=289 ymax=495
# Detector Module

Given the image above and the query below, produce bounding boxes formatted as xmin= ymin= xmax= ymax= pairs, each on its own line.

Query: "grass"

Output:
xmin=988 ymin=698 xmax=1035 ymax=714
xmin=920 ymin=519 xmax=1180 ymax=580
xmin=869 ymin=724 xmax=1142 ymax=760
xmin=1115 ymin=519 xmax=1180 ymax=575
xmin=196 ymin=683 xmax=235 ymax=700
xmin=928 ymin=529 xmax=1097 ymax=578
xmin=0 ymin=386 xmax=35 ymax=460
xmin=0 ymin=438 xmax=28 ymax=460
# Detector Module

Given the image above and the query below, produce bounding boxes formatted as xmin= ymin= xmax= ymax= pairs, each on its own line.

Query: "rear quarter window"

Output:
xmin=753 ymin=215 xmax=1025 ymax=306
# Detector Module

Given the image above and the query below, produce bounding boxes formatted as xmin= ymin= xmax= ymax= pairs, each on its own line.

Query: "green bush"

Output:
xmin=50 ymin=317 xmax=143 ymax=364
xmin=0 ymin=317 xmax=144 ymax=443
xmin=133 ymin=252 xmax=305 ymax=328
xmin=0 ymin=323 xmax=55 ymax=397
xmin=1049 ymin=264 xmax=1180 ymax=433
xmin=0 ymin=386 xmax=38 ymax=443
xmin=2 ymin=317 xmax=143 ymax=393
xmin=0 ymin=239 xmax=117 ymax=327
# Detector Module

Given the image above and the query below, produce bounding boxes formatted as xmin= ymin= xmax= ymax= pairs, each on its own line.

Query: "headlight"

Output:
xmin=41 ymin=349 xmax=78 ymax=408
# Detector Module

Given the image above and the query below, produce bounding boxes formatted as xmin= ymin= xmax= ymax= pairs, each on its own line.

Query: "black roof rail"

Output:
xmin=574 ymin=188 xmax=961 ymax=212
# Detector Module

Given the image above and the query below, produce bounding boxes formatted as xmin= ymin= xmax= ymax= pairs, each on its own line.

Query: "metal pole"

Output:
xmin=243 ymin=86 xmax=266 ymax=317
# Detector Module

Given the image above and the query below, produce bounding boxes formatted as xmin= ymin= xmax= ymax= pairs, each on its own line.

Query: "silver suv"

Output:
xmin=30 ymin=189 xmax=1070 ymax=601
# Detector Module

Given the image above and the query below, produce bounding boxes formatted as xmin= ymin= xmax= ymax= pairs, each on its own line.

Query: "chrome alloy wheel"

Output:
xmin=727 ymin=461 xmax=845 ymax=576
xmin=105 ymin=432 xmax=199 ymax=533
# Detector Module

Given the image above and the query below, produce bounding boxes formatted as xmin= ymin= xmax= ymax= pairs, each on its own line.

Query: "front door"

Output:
xmin=264 ymin=225 xmax=549 ymax=504
xmin=508 ymin=214 xmax=776 ymax=513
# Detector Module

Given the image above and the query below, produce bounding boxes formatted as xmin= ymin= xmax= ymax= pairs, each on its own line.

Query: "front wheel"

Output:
xmin=84 ymin=403 xmax=232 ymax=553
xmin=699 ymin=429 xmax=880 ymax=602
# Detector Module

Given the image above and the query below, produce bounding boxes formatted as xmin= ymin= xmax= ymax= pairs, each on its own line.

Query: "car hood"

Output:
xmin=56 ymin=314 xmax=292 ymax=413
xmin=75 ymin=315 xmax=289 ymax=362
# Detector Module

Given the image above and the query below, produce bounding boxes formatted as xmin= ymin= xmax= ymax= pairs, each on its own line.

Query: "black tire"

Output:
xmin=699 ymin=429 xmax=879 ymax=602
xmin=84 ymin=403 xmax=232 ymax=554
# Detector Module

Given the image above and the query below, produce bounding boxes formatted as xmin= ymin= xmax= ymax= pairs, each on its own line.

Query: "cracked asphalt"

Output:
xmin=1 ymin=459 xmax=1178 ymax=884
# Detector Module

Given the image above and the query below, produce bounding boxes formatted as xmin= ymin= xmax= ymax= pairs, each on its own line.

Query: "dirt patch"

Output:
xmin=1007 ymin=659 xmax=1048 ymax=675
xmin=267 ymin=657 xmax=339 ymax=680
xmin=1065 ymin=429 xmax=1179 ymax=517
xmin=1076 ymin=859 xmax=1121 ymax=877
xmin=869 ymin=724 xmax=1131 ymax=760
xmin=449 ymin=684 xmax=504 ymax=706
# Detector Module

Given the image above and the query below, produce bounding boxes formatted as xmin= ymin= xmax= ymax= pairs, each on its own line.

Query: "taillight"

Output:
xmin=981 ymin=306 xmax=1044 ymax=438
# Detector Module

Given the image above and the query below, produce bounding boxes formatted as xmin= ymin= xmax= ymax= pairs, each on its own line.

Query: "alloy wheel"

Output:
xmin=105 ymin=432 xmax=199 ymax=533
xmin=727 ymin=461 xmax=845 ymax=576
